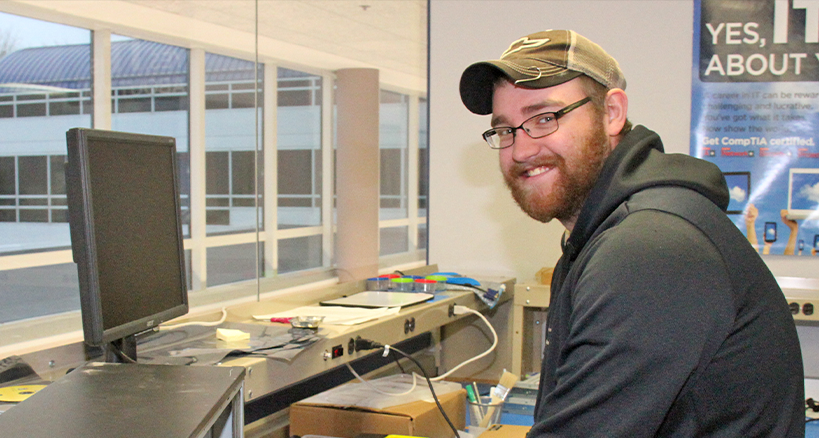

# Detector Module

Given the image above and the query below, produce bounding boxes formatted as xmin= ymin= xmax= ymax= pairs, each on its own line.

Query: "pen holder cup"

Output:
xmin=467 ymin=396 xmax=504 ymax=433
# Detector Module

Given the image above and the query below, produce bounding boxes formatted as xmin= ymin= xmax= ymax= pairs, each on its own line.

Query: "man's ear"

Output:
xmin=603 ymin=88 xmax=628 ymax=138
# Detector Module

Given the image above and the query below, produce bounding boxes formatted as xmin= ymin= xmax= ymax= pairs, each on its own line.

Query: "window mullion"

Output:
xmin=263 ymin=63 xmax=278 ymax=277
xmin=407 ymin=93 xmax=420 ymax=251
xmin=321 ymin=71 xmax=334 ymax=268
xmin=189 ymin=48 xmax=208 ymax=290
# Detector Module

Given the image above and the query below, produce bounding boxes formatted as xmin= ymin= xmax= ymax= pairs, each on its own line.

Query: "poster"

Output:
xmin=692 ymin=0 xmax=819 ymax=256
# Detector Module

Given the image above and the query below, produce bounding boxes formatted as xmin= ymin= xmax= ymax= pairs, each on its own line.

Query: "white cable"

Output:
xmin=343 ymin=306 xmax=496 ymax=395
xmin=345 ymin=362 xmax=419 ymax=396
xmin=430 ymin=306 xmax=497 ymax=381
xmin=159 ymin=307 xmax=228 ymax=330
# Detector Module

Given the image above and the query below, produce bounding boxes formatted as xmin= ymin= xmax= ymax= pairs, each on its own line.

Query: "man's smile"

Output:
xmin=525 ymin=166 xmax=552 ymax=178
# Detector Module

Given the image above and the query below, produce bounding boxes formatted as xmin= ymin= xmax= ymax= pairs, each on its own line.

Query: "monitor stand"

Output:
xmin=104 ymin=335 xmax=138 ymax=363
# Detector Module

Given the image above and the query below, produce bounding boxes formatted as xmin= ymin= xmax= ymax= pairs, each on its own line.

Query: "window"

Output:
xmin=379 ymin=90 xmax=410 ymax=255
xmin=111 ymin=36 xmax=191 ymax=239
xmin=279 ymin=235 xmax=322 ymax=274
xmin=418 ymin=97 xmax=429 ymax=250
xmin=0 ymin=4 xmax=428 ymax=350
xmin=0 ymin=156 xmax=14 ymax=194
xmin=380 ymin=226 xmax=409 ymax=256
xmin=205 ymin=56 xmax=261 ymax=236
xmin=278 ymin=150 xmax=315 ymax=208
xmin=0 ymin=12 xmax=90 ymax=326
xmin=380 ymin=90 xmax=409 ymax=218
xmin=277 ymin=67 xmax=324 ymax=274
xmin=278 ymin=68 xmax=322 ymax=229
xmin=206 ymin=151 xmax=230 ymax=224
xmin=0 ymin=156 xmax=15 ymax=222
xmin=204 ymin=53 xmax=262 ymax=287
xmin=18 ymin=156 xmax=47 ymax=195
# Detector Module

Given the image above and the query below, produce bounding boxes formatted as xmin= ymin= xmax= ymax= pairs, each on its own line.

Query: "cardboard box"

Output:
xmin=290 ymin=388 xmax=466 ymax=438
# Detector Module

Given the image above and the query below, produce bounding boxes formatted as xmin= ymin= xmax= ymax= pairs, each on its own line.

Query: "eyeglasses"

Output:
xmin=482 ymin=97 xmax=592 ymax=149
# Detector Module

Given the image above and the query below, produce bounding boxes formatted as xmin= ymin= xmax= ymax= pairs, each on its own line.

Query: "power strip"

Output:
xmin=786 ymin=297 xmax=819 ymax=321
xmin=780 ymin=277 xmax=819 ymax=322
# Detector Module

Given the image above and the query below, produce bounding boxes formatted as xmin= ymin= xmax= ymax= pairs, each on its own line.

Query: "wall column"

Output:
xmin=335 ymin=68 xmax=379 ymax=282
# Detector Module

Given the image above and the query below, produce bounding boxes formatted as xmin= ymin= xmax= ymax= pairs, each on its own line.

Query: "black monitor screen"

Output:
xmin=65 ymin=128 xmax=188 ymax=356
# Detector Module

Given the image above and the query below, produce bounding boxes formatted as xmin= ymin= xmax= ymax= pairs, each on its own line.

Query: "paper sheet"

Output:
xmin=253 ymin=305 xmax=401 ymax=325
xmin=300 ymin=373 xmax=462 ymax=409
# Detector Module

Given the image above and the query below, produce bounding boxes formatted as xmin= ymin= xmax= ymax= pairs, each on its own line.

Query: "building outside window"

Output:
xmin=204 ymin=52 xmax=262 ymax=286
xmin=0 ymin=12 xmax=90 ymax=325
xmin=0 ymin=5 xmax=428 ymax=349
xmin=277 ymin=68 xmax=324 ymax=274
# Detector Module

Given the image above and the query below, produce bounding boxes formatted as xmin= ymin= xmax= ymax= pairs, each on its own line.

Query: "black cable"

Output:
xmin=386 ymin=345 xmax=461 ymax=438
xmin=389 ymin=349 xmax=408 ymax=374
xmin=110 ymin=342 xmax=137 ymax=364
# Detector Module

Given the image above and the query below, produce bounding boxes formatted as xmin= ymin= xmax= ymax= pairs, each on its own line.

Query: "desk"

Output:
xmin=0 ymin=363 xmax=245 ymax=438
xmin=10 ymin=269 xmax=516 ymax=438
xmin=216 ymin=279 xmax=515 ymax=424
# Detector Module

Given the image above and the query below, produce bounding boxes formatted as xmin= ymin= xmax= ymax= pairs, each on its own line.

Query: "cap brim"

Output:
xmin=459 ymin=61 xmax=582 ymax=115
xmin=460 ymin=63 xmax=505 ymax=115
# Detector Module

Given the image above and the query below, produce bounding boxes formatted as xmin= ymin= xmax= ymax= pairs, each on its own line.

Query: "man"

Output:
xmin=459 ymin=30 xmax=804 ymax=437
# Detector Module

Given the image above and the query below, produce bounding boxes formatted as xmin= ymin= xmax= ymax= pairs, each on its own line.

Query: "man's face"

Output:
xmin=493 ymin=78 xmax=612 ymax=228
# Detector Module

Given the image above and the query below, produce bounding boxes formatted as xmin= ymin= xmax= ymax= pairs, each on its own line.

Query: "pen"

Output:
xmin=471 ymin=381 xmax=483 ymax=418
xmin=465 ymin=383 xmax=484 ymax=424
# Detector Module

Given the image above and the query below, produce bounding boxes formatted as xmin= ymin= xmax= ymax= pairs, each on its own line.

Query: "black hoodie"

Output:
xmin=528 ymin=126 xmax=804 ymax=437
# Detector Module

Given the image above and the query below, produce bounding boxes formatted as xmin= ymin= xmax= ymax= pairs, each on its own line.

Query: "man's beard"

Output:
xmin=502 ymin=121 xmax=611 ymax=224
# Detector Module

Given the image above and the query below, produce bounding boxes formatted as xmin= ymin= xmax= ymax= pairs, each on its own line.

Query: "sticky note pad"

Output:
xmin=216 ymin=328 xmax=250 ymax=341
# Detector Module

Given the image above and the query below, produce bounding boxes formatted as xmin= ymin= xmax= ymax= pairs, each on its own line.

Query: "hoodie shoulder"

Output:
xmin=567 ymin=126 xmax=729 ymax=257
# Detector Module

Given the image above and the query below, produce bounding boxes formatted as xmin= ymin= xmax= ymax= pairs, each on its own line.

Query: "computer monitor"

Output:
xmin=65 ymin=128 xmax=189 ymax=363
xmin=786 ymin=168 xmax=819 ymax=220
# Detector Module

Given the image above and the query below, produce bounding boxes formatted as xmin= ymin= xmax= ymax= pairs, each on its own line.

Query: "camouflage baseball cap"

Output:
xmin=460 ymin=29 xmax=626 ymax=115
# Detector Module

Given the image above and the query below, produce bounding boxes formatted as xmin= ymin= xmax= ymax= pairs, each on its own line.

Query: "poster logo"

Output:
xmin=700 ymin=0 xmax=819 ymax=81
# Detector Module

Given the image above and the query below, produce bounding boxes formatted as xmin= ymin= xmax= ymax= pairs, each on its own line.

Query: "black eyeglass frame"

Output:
xmin=481 ymin=97 xmax=592 ymax=149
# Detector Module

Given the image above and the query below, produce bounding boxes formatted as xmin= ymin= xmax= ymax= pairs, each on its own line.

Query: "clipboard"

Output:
xmin=319 ymin=291 xmax=434 ymax=308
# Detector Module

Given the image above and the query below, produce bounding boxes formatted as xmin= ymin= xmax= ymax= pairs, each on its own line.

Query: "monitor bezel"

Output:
xmin=65 ymin=127 xmax=189 ymax=349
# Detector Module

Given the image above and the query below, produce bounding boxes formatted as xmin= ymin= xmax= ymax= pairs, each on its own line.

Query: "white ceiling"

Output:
xmin=124 ymin=0 xmax=428 ymax=84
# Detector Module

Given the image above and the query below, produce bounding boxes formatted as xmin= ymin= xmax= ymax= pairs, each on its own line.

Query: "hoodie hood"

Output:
xmin=564 ymin=125 xmax=729 ymax=260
